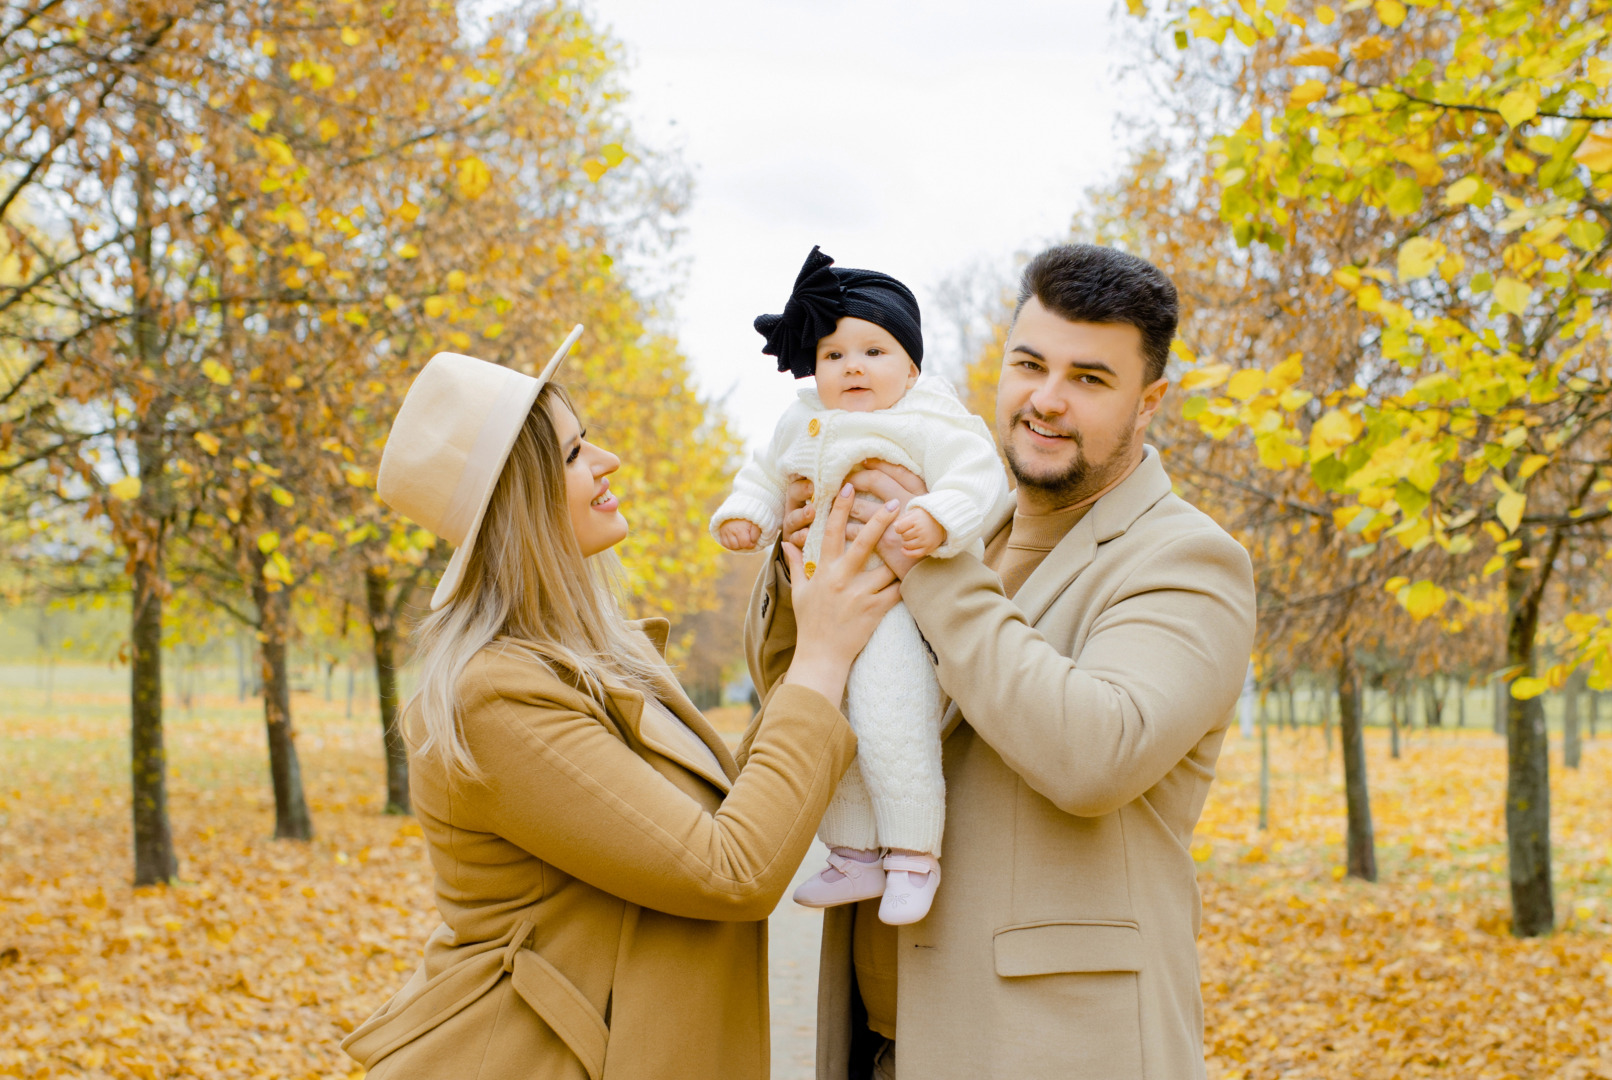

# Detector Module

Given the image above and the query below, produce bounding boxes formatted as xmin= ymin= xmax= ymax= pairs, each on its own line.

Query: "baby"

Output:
xmin=712 ymin=246 xmax=1007 ymax=925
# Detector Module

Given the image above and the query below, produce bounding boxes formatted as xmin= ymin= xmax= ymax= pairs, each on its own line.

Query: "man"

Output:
xmin=745 ymin=243 xmax=1256 ymax=1079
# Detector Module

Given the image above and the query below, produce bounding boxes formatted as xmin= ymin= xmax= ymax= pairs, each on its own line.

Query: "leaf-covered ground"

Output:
xmin=0 ymin=666 xmax=1608 ymax=1079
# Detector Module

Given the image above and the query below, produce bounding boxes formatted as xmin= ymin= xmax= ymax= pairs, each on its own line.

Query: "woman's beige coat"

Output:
xmin=342 ymin=619 xmax=856 ymax=1080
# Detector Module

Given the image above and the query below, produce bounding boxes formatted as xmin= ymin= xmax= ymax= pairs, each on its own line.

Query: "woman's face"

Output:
xmin=550 ymin=398 xmax=628 ymax=557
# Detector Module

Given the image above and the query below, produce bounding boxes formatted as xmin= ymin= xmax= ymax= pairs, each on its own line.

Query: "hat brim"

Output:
xmin=429 ymin=324 xmax=585 ymax=610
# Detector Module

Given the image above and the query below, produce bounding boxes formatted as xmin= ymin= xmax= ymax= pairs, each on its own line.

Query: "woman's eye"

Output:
xmin=567 ymin=446 xmax=580 ymax=464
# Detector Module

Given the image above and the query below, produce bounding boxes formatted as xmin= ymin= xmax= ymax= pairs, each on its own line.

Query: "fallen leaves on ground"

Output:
xmin=1 ymin=669 xmax=1609 ymax=1078
xmin=1196 ymin=723 xmax=1611 ymax=1080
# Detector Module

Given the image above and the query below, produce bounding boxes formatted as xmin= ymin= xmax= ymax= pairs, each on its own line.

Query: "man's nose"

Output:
xmin=1029 ymin=377 xmax=1066 ymax=417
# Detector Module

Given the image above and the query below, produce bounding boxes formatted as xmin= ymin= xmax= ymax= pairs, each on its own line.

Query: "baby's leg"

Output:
xmin=817 ymin=757 xmax=879 ymax=851
xmin=844 ymin=601 xmax=946 ymax=857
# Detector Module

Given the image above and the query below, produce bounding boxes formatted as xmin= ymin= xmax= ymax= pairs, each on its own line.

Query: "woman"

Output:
xmin=341 ymin=341 xmax=900 ymax=1080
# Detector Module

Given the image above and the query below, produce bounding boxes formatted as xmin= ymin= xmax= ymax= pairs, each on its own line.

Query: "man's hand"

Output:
xmin=717 ymin=519 xmax=762 ymax=551
xmin=894 ymin=506 xmax=945 ymax=560
xmin=782 ymin=476 xmax=814 ymax=549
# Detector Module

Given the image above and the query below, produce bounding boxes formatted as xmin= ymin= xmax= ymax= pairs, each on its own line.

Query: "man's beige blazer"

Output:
xmin=746 ymin=448 xmax=1256 ymax=1079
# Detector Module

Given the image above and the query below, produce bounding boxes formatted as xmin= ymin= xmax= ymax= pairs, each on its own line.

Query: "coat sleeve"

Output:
xmin=906 ymin=419 xmax=1009 ymax=558
xmin=901 ymin=527 xmax=1255 ymax=817
xmin=456 ymin=677 xmax=854 ymax=922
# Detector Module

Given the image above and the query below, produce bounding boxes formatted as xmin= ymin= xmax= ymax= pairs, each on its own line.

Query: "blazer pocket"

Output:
xmin=993 ymin=919 xmax=1143 ymax=977
xmin=510 ymin=949 xmax=610 ymax=1080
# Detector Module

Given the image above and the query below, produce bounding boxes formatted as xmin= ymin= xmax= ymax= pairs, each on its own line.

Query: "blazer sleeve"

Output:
xmin=901 ymin=527 xmax=1255 ymax=817
xmin=455 ymin=677 xmax=854 ymax=922
xmin=906 ymin=420 xmax=1009 ymax=558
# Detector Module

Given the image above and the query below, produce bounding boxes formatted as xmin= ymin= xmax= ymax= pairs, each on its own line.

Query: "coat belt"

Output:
xmin=504 ymin=918 xmax=610 ymax=1080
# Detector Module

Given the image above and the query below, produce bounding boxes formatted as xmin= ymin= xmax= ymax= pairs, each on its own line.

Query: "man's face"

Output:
xmin=995 ymin=296 xmax=1167 ymax=511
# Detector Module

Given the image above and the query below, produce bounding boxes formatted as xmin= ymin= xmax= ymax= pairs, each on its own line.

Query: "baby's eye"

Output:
xmin=867 ymin=348 xmax=883 ymax=356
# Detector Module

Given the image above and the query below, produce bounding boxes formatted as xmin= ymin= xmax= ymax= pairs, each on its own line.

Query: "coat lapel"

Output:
xmin=939 ymin=448 xmax=1175 ymax=742
xmin=607 ymin=683 xmax=736 ymax=795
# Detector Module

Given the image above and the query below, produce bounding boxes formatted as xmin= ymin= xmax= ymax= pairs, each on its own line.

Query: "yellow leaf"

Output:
xmin=1493 ymin=276 xmax=1531 ymax=316
xmin=1374 ymin=0 xmax=1406 ymax=27
xmin=1352 ymin=35 xmax=1390 ymax=61
xmin=1497 ymin=89 xmax=1539 ymax=129
xmin=344 ymin=467 xmax=370 ymax=488
xmin=601 ymin=143 xmax=627 ymax=167
xmin=201 ymin=359 xmax=233 ymax=386
xmin=257 ymin=531 xmax=280 ymax=554
xmin=317 ymin=117 xmax=339 ymax=142
xmin=483 ymin=322 xmax=505 ymax=340
xmin=109 ymin=477 xmax=141 ymax=502
xmin=1383 ymin=575 xmax=1410 ymax=592
xmin=1289 ymin=80 xmax=1327 ymax=107
xmin=456 ymin=156 xmax=492 ymax=200
xmin=1397 ymin=236 xmax=1444 ymax=281
xmin=1227 ymin=368 xmax=1266 ymax=400
xmin=384 ymin=293 xmax=404 ymax=312
xmin=341 ymin=26 xmax=362 ymax=46
xmin=396 ymin=201 xmax=420 ymax=223
xmin=423 ymin=295 xmax=447 ymax=318
xmin=1573 ymin=133 xmax=1612 ymax=173
xmin=269 ymin=486 xmax=294 ymax=507
xmin=1496 ymin=491 xmax=1527 ymax=533
xmin=1310 ymin=409 xmax=1360 ymax=458
xmin=194 ymin=432 xmax=221 ymax=455
xmin=1517 ymin=454 xmax=1549 ymax=480
xmin=398 ymin=243 xmax=419 ymax=259
xmin=1510 ymin=677 xmax=1548 ymax=700
xmin=1443 ymin=176 xmax=1481 ymax=205
xmin=447 ymin=270 xmax=467 ymax=292
xmin=247 ymin=108 xmax=272 ymax=132
xmin=1267 ymin=352 xmax=1304 ymax=391
xmin=1287 ymin=44 xmax=1339 ymax=67
xmin=582 ymin=159 xmax=609 ymax=183
xmin=1398 ymin=580 xmax=1447 ymax=620
xmin=1180 ymin=363 xmax=1231 ymax=391
xmin=1483 ymin=554 xmax=1506 ymax=577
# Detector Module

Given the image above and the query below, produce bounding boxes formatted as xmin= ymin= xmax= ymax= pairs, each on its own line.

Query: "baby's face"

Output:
xmin=814 ymin=317 xmax=919 ymax=412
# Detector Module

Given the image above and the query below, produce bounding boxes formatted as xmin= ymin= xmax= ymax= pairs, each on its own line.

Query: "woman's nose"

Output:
xmin=592 ymin=446 xmax=620 ymax=476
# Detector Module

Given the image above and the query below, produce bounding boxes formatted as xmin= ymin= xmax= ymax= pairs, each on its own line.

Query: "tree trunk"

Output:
xmin=1258 ymin=690 xmax=1270 ymax=831
xmin=1503 ymin=551 xmax=1553 ymax=937
xmin=1388 ymin=688 xmax=1401 ymax=759
xmin=1589 ymin=690 xmax=1598 ymax=740
xmin=1423 ymin=678 xmax=1443 ymax=728
xmin=1338 ymin=651 xmax=1376 ymax=881
xmin=1323 ymin=689 xmax=1334 ymax=754
xmin=1564 ymin=669 xmax=1583 ymax=770
xmin=130 ymin=532 xmax=179 ymax=886
xmin=1457 ymin=681 xmax=1467 ymax=727
xmin=128 ymin=150 xmax=177 ymax=889
xmin=1493 ymin=676 xmax=1507 ymax=735
xmin=252 ymin=566 xmax=314 ymax=841
xmin=365 ymin=566 xmax=411 ymax=815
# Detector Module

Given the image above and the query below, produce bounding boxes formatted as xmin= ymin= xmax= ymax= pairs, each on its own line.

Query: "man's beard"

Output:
xmin=1002 ymin=407 xmax=1129 ymax=506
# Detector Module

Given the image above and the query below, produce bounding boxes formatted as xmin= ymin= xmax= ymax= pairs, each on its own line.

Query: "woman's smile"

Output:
xmin=590 ymin=480 xmax=618 ymax=512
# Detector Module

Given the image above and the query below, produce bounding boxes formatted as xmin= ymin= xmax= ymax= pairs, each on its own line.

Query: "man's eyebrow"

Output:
xmin=1010 ymin=343 xmax=1046 ymax=361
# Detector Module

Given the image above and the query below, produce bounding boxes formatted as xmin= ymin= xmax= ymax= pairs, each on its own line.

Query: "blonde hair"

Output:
xmin=407 ymin=383 xmax=662 ymax=779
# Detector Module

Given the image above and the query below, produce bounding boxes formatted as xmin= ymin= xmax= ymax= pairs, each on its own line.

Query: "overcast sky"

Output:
xmin=579 ymin=0 xmax=1133 ymax=447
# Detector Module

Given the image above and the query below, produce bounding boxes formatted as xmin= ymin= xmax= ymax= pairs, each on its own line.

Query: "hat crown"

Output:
xmin=377 ymin=353 xmax=542 ymax=545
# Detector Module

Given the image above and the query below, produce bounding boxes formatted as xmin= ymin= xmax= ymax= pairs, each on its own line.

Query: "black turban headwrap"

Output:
xmin=754 ymin=246 xmax=924 ymax=379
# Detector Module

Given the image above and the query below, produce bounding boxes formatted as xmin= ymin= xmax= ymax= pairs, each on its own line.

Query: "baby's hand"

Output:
xmin=718 ymin=519 xmax=762 ymax=551
xmin=893 ymin=507 xmax=945 ymax=559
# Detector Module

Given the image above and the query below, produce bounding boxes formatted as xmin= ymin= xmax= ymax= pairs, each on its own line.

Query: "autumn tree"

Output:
xmin=1127 ymin=0 xmax=1612 ymax=935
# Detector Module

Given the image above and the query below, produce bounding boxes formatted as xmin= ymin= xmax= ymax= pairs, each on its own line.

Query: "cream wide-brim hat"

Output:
xmin=376 ymin=324 xmax=585 ymax=610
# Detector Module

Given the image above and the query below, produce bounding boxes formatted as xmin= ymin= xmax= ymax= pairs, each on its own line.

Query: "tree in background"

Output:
xmin=1129 ymin=0 xmax=1612 ymax=935
xmin=1 ymin=0 xmax=736 ymax=876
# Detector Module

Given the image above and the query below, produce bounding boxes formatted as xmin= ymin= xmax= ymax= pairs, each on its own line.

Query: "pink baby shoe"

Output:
xmin=792 ymin=848 xmax=886 ymax=908
xmin=878 ymin=853 xmax=940 ymax=925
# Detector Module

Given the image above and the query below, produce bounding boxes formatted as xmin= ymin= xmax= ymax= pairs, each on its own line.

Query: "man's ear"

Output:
xmin=1135 ymin=376 xmax=1168 ymax=432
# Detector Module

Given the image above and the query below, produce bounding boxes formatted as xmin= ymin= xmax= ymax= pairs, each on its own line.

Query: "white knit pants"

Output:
xmin=817 ymin=600 xmax=947 ymax=856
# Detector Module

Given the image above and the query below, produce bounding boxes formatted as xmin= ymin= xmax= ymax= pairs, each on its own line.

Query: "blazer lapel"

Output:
xmin=608 ymin=684 xmax=735 ymax=795
xmin=939 ymin=447 xmax=1175 ymax=742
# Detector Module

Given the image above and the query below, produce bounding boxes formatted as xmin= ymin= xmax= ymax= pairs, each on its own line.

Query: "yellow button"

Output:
xmin=808 ymin=418 xmax=820 ymax=436
xmin=804 ymin=561 xmax=816 ymax=579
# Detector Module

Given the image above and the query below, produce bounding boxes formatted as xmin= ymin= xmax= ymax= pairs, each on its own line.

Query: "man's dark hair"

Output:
xmin=1015 ymin=244 xmax=1179 ymax=384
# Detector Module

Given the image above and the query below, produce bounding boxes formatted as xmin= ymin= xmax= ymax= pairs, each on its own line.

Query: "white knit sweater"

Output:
xmin=712 ymin=373 xmax=1008 ymax=856
xmin=710 ymin=373 xmax=1007 ymax=561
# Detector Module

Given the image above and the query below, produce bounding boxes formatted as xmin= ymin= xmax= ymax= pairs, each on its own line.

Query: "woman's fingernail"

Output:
xmin=885 ymin=499 xmax=900 ymax=512
xmin=841 ymin=483 xmax=854 ymax=498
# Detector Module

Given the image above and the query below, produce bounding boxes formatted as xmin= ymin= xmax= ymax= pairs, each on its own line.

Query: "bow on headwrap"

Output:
xmin=755 ymin=246 xmax=924 ymax=379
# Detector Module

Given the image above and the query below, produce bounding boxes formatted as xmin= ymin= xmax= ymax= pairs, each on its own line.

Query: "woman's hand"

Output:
xmin=780 ymin=483 xmax=902 ymax=705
